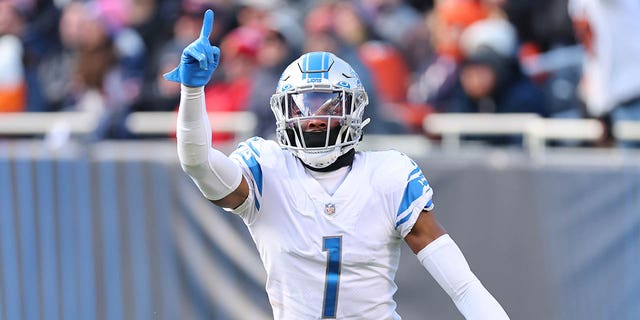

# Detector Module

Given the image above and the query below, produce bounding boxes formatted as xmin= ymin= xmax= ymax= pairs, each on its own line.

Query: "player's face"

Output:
xmin=287 ymin=92 xmax=345 ymax=132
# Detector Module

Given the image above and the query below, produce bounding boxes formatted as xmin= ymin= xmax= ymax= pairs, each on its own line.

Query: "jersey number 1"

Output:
xmin=322 ymin=236 xmax=342 ymax=318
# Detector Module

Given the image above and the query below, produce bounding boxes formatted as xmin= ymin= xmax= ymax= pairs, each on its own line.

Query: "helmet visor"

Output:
xmin=287 ymin=91 xmax=348 ymax=118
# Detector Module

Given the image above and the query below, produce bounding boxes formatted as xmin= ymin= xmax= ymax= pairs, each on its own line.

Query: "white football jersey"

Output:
xmin=228 ymin=137 xmax=434 ymax=320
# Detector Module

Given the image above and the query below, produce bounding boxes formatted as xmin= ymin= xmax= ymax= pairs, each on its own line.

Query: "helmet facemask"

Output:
xmin=271 ymin=83 xmax=369 ymax=168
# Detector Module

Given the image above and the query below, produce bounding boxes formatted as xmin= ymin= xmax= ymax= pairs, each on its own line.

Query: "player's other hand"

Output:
xmin=164 ymin=9 xmax=220 ymax=87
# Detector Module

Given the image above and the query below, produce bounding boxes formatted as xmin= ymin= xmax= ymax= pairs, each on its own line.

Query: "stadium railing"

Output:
xmin=0 ymin=111 xmax=99 ymax=135
xmin=613 ymin=120 xmax=640 ymax=143
xmin=421 ymin=113 xmax=621 ymax=154
xmin=2 ymin=111 xmax=640 ymax=152
xmin=0 ymin=111 xmax=257 ymax=140
xmin=125 ymin=111 xmax=256 ymax=137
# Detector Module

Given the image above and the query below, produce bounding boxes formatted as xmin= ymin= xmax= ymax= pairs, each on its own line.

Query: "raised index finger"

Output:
xmin=199 ymin=9 xmax=214 ymax=40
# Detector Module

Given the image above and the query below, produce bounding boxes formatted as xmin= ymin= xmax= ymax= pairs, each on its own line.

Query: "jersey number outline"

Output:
xmin=322 ymin=236 xmax=342 ymax=318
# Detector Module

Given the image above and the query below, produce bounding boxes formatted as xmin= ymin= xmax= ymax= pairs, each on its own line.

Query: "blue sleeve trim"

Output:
xmin=240 ymin=153 xmax=263 ymax=197
xmin=232 ymin=138 xmax=266 ymax=211
xmin=408 ymin=166 xmax=421 ymax=179
xmin=253 ymin=194 xmax=261 ymax=211
xmin=397 ymin=174 xmax=430 ymax=217
xmin=239 ymin=153 xmax=262 ymax=210
xmin=395 ymin=212 xmax=413 ymax=228
xmin=246 ymin=138 xmax=261 ymax=157
xmin=425 ymin=199 xmax=433 ymax=210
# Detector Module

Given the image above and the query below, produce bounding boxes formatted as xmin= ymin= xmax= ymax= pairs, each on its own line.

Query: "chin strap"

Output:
xmin=302 ymin=148 xmax=356 ymax=172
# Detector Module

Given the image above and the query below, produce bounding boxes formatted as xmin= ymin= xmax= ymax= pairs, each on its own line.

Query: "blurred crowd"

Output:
xmin=1 ymin=0 xmax=640 ymax=145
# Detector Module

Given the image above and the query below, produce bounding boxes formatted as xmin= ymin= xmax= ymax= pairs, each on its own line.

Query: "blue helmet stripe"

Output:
xmin=307 ymin=52 xmax=323 ymax=72
xmin=307 ymin=53 xmax=322 ymax=79
xmin=301 ymin=52 xmax=331 ymax=80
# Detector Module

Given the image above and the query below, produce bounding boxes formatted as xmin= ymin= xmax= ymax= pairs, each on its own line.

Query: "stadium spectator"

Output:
xmin=319 ymin=1 xmax=432 ymax=133
xmin=130 ymin=46 xmax=182 ymax=113
xmin=304 ymin=1 xmax=403 ymax=133
xmin=165 ymin=9 xmax=510 ymax=319
xmin=437 ymin=17 xmax=542 ymax=147
xmin=201 ymin=25 xmax=262 ymax=143
xmin=358 ymin=0 xmax=423 ymax=48
xmin=450 ymin=18 xmax=546 ymax=116
xmin=132 ymin=4 xmax=215 ymax=112
xmin=0 ymin=0 xmax=27 ymax=112
xmin=504 ymin=0 xmax=576 ymax=53
xmin=450 ymin=46 xmax=547 ymax=116
xmin=485 ymin=0 xmax=583 ymax=123
xmin=8 ymin=0 xmax=637 ymax=148
xmin=407 ymin=0 xmax=491 ymax=113
xmin=569 ymin=0 xmax=640 ymax=147
xmin=359 ymin=41 xmax=434 ymax=133
xmin=247 ymin=24 xmax=300 ymax=139
xmin=34 ymin=1 xmax=83 ymax=112
xmin=31 ymin=1 xmax=145 ymax=138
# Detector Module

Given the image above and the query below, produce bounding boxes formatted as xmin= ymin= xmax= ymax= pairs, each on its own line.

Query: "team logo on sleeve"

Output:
xmin=324 ymin=203 xmax=336 ymax=216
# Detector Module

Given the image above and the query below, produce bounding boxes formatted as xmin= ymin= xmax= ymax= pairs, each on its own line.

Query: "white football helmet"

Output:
xmin=270 ymin=52 xmax=370 ymax=168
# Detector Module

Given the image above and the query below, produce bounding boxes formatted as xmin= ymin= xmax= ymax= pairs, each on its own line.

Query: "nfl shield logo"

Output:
xmin=324 ymin=203 xmax=336 ymax=216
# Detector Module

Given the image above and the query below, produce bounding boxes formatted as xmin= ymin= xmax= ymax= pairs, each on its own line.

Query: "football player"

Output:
xmin=165 ymin=9 xmax=509 ymax=319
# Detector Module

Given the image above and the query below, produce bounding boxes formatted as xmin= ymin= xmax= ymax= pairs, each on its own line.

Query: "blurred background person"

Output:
xmin=0 ymin=0 xmax=27 ymax=112
xmin=131 ymin=2 xmax=235 ymax=113
xmin=0 ymin=0 xmax=633 ymax=147
xmin=406 ymin=0 xmax=491 ymax=113
xmin=450 ymin=47 xmax=546 ymax=117
xmin=451 ymin=18 xmax=547 ymax=116
xmin=340 ymin=0 xmax=434 ymax=133
xmin=303 ymin=0 xmax=404 ymax=133
xmin=247 ymin=24 xmax=300 ymax=139
xmin=499 ymin=0 xmax=583 ymax=126
xmin=358 ymin=41 xmax=432 ymax=133
xmin=201 ymin=25 xmax=262 ymax=143
xmin=32 ymin=1 xmax=79 ymax=112
xmin=448 ymin=18 xmax=548 ymax=145
xmin=130 ymin=45 xmax=182 ymax=113
xmin=569 ymin=0 xmax=640 ymax=147
xmin=358 ymin=0 xmax=423 ymax=48
xmin=31 ymin=1 xmax=146 ymax=139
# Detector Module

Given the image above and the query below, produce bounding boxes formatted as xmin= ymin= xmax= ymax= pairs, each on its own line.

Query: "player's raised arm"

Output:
xmin=164 ymin=9 xmax=249 ymax=209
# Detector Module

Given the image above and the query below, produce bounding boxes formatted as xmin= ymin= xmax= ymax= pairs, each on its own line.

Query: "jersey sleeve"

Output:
xmin=391 ymin=154 xmax=435 ymax=238
xmin=227 ymin=137 xmax=266 ymax=222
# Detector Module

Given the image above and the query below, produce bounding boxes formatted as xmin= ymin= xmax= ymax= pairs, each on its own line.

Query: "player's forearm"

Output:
xmin=448 ymin=276 xmax=509 ymax=320
xmin=177 ymin=85 xmax=242 ymax=200
xmin=177 ymin=85 xmax=211 ymax=165
xmin=417 ymin=234 xmax=509 ymax=320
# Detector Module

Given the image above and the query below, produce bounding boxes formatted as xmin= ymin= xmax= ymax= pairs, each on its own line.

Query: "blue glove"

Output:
xmin=164 ymin=9 xmax=220 ymax=87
